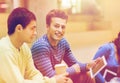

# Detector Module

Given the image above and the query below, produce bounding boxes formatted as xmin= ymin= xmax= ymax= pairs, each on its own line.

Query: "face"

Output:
xmin=20 ymin=20 xmax=37 ymax=43
xmin=47 ymin=17 xmax=67 ymax=42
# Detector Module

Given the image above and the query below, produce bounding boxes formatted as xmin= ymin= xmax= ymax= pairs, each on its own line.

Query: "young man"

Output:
xmin=0 ymin=7 xmax=69 ymax=83
xmin=31 ymin=9 xmax=99 ymax=83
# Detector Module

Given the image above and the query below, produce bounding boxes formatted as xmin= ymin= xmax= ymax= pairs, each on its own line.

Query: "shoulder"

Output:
xmin=0 ymin=36 xmax=11 ymax=51
xmin=99 ymin=43 xmax=114 ymax=51
xmin=0 ymin=36 xmax=8 ymax=46
xmin=21 ymin=43 xmax=32 ymax=58
xmin=59 ymin=38 xmax=69 ymax=45
xmin=33 ymin=35 xmax=49 ymax=46
xmin=31 ymin=35 xmax=50 ymax=51
xmin=21 ymin=43 xmax=31 ymax=51
xmin=58 ymin=38 xmax=71 ymax=50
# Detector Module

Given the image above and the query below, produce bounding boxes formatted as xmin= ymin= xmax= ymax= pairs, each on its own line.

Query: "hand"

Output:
xmin=54 ymin=72 xmax=70 ymax=83
xmin=71 ymin=63 xmax=81 ymax=74
xmin=105 ymin=82 xmax=108 ymax=83
xmin=86 ymin=57 xmax=102 ymax=69
xmin=67 ymin=78 xmax=73 ymax=83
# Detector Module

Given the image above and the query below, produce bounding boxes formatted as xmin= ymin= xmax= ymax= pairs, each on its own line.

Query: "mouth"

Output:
xmin=31 ymin=36 xmax=36 ymax=40
xmin=55 ymin=33 xmax=63 ymax=37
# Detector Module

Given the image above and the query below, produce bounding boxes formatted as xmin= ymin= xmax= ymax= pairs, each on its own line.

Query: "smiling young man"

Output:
xmin=31 ymin=9 xmax=98 ymax=83
xmin=0 ymin=7 xmax=69 ymax=83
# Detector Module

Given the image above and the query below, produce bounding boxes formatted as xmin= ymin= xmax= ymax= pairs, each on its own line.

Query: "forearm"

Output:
xmin=23 ymin=76 xmax=56 ymax=83
xmin=33 ymin=55 xmax=56 ymax=77
xmin=95 ymin=73 xmax=105 ymax=83
xmin=0 ymin=59 xmax=56 ymax=83
xmin=78 ymin=62 xmax=88 ymax=73
xmin=66 ymin=63 xmax=88 ymax=77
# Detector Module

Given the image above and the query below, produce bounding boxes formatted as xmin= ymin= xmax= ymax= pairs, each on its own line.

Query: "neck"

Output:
xmin=49 ymin=38 xmax=58 ymax=47
xmin=47 ymin=35 xmax=58 ymax=47
xmin=9 ymin=34 xmax=23 ymax=49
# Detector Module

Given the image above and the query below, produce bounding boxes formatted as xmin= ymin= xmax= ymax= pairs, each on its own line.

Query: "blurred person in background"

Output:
xmin=93 ymin=32 xmax=120 ymax=83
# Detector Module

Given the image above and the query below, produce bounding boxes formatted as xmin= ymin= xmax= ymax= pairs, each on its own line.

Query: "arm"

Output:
xmin=93 ymin=44 xmax=110 ymax=83
xmin=63 ymin=40 xmax=87 ymax=76
xmin=95 ymin=73 xmax=106 ymax=83
xmin=0 ymin=47 xmax=56 ymax=83
xmin=24 ymin=47 xmax=56 ymax=83
xmin=31 ymin=43 xmax=56 ymax=77
xmin=31 ymin=43 xmax=70 ymax=83
xmin=93 ymin=44 xmax=110 ymax=59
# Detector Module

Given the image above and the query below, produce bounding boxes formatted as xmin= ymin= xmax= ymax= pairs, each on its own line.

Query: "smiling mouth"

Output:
xmin=55 ymin=31 xmax=63 ymax=36
xmin=55 ymin=33 xmax=63 ymax=37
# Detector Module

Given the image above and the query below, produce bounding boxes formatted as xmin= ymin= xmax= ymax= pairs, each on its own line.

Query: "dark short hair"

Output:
xmin=7 ymin=7 xmax=36 ymax=35
xmin=46 ymin=9 xmax=68 ymax=26
xmin=113 ymin=32 xmax=120 ymax=56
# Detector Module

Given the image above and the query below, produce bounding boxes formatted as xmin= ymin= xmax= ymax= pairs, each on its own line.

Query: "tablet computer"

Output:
xmin=103 ymin=69 xmax=117 ymax=79
xmin=90 ymin=56 xmax=107 ymax=78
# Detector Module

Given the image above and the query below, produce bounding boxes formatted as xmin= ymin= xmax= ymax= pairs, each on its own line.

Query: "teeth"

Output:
xmin=57 ymin=33 xmax=62 ymax=36
xmin=55 ymin=32 xmax=62 ymax=37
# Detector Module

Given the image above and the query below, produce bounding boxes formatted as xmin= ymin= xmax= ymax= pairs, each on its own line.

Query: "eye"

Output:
xmin=61 ymin=25 xmax=65 ymax=29
xmin=31 ymin=26 xmax=36 ymax=30
xmin=54 ymin=24 xmax=60 ymax=28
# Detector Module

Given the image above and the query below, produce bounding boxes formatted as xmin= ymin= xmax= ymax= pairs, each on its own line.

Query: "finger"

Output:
xmin=64 ymin=78 xmax=69 ymax=83
xmin=62 ymin=72 xmax=69 ymax=76
xmin=94 ymin=58 xmax=101 ymax=64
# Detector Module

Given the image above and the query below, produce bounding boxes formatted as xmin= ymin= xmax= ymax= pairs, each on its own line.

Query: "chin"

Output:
xmin=25 ymin=41 xmax=32 ymax=44
xmin=26 ymin=39 xmax=33 ymax=43
xmin=55 ymin=36 xmax=62 ymax=40
xmin=55 ymin=38 xmax=61 ymax=41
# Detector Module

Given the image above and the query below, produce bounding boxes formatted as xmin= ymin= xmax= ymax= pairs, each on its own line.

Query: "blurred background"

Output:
xmin=0 ymin=0 xmax=120 ymax=63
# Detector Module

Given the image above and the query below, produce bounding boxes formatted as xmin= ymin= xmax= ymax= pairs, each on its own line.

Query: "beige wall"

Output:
xmin=0 ymin=0 xmax=57 ymax=40
xmin=0 ymin=0 xmax=120 ymax=43
xmin=27 ymin=0 xmax=120 ymax=39
xmin=28 ymin=0 xmax=57 ymax=38
xmin=0 ymin=13 xmax=8 ymax=38
xmin=97 ymin=0 xmax=120 ymax=35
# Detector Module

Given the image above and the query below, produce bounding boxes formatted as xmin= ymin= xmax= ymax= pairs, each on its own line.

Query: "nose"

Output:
xmin=58 ymin=27 xmax=63 ymax=32
xmin=34 ymin=30 xmax=37 ymax=36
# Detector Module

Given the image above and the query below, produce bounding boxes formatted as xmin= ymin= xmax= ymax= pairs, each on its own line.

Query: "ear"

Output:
xmin=16 ymin=24 xmax=23 ymax=32
xmin=46 ymin=24 xmax=50 ymax=28
xmin=46 ymin=24 xmax=50 ymax=31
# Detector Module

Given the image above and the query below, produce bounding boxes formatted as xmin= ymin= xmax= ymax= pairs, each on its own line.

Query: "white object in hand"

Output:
xmin=54 ymin=64 xmax=67 ymax=75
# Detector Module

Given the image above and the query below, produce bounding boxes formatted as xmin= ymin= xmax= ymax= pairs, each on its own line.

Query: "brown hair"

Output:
xmin=46 ymin=9 xmax=68 ymax=26
xmin=8 ymin=7 xmax=36 ymax=35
